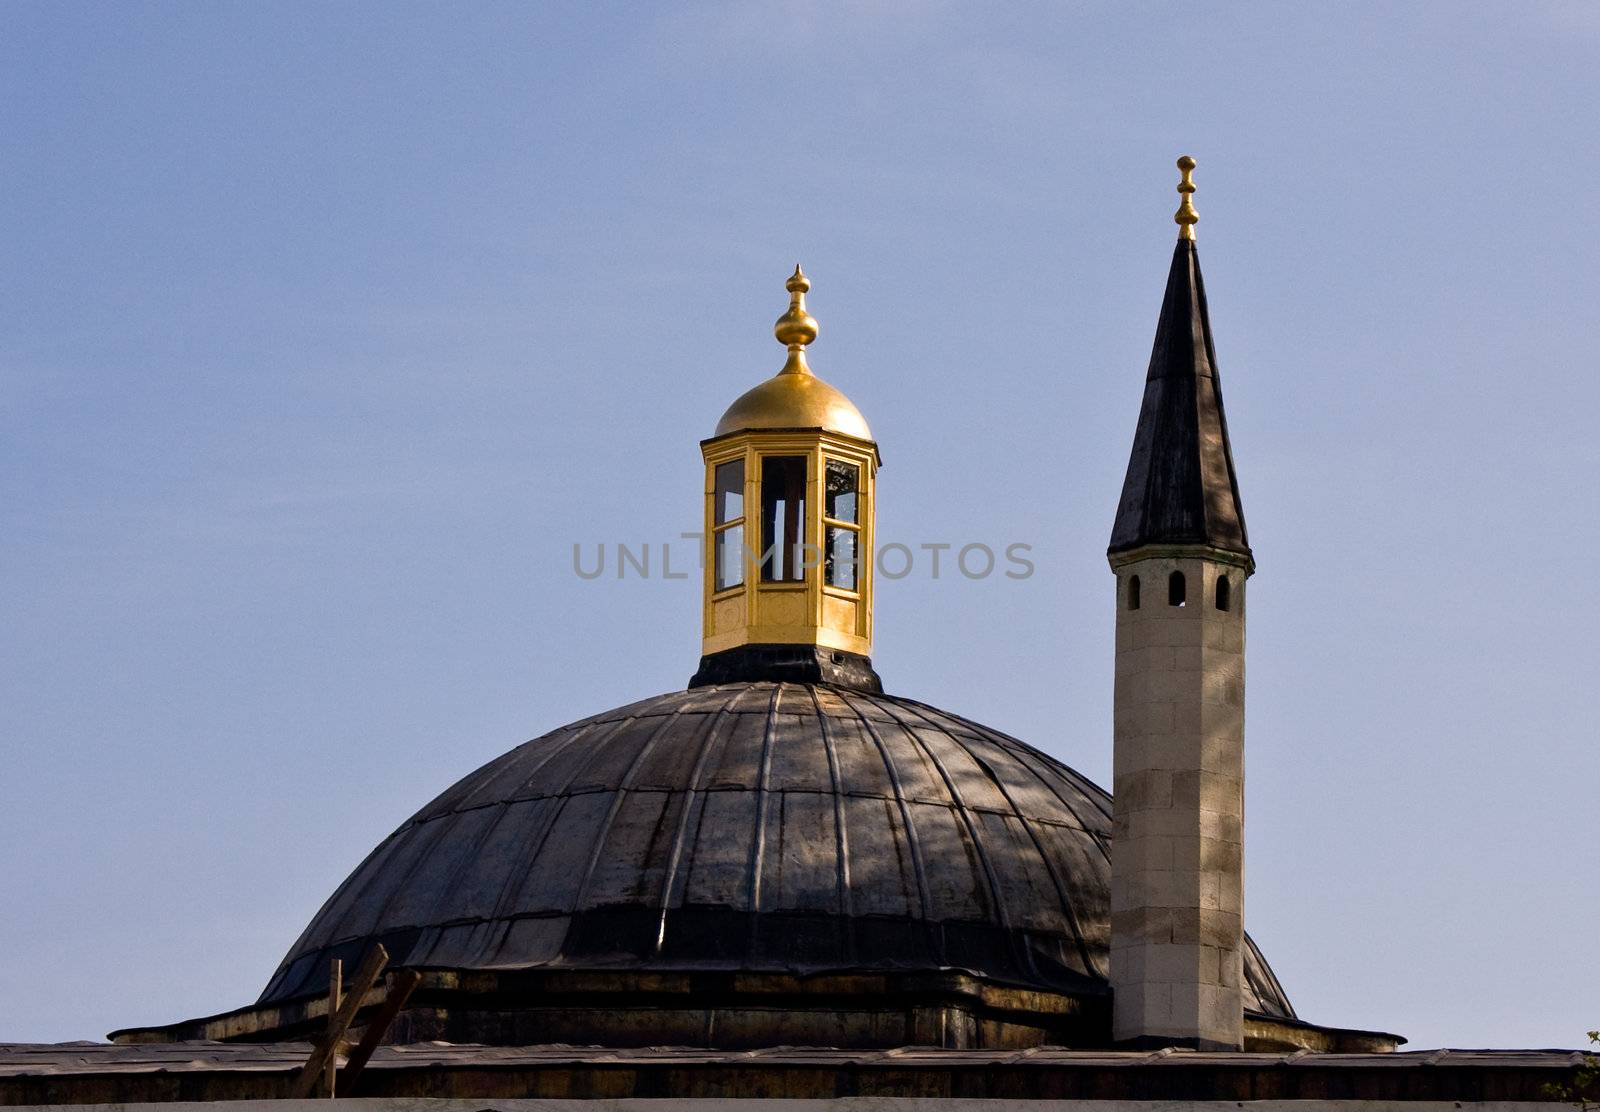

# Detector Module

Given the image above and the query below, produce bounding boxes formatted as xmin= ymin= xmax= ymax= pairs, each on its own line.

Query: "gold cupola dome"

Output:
xmin=713 ymin=266 xmax=873 ymax=441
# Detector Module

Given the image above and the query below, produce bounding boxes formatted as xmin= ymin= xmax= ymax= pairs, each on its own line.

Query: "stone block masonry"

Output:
xmin=1111 ymin=553 xmax=1248 ymax=1050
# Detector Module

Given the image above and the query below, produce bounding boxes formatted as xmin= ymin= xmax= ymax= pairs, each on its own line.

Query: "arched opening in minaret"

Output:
xmin=1168 ymin=570 xmax=1186 ymax=607
xmin=1127 ymin=575 xmax=1141 ymax=610
xmin=1215 ymin=575 xmax=1231 ymax=612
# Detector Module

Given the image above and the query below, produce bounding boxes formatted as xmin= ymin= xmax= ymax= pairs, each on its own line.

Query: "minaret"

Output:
xmin=1108 ymin=157 xmax=1254 ymax=1050
xmin=689 ymin=267 xmax=883 ymax=691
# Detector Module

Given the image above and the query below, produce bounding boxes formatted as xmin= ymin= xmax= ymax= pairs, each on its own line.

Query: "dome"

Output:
xmin=260 ymin=681 xmax=1294 ymax=1024
xmin=710 ymin=264 xmax=874 ymax=442
xmin=713 ymin=371 xmax=873 ymax=441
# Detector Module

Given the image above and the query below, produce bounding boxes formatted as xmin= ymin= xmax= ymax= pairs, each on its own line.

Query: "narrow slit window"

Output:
xmin=1168 ymin=570 xmax=1186 ymax=607
xmin=1215 ymin=575 xmax=1231 ymax=612
xmin=823 ymin=459 xmax=861 ymax=591
xmin=1128 ymin=574 xmax=1141 ymax=611
xmin=712 ymin=459 xmax=745 ymax=591
xmin=760 ymin=455 xmax=808 ymax=582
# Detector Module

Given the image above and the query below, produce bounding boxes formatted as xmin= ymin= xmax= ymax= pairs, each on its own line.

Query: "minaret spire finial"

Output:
xmin=1174 ymin=155 xmax=1198 ymax=241
xmin=773 ymin=264 xmax=818 ymax=375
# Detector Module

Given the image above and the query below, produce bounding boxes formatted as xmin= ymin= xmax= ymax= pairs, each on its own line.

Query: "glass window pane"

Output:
xmin=825 ymin=460 xmax=858 ymax=523
xmin=714 ymin=459 xmax=744 ymax=525
xmin=715 ymin=524 xmax=744 ymax=591
xmin=826 ymin=525 xmax=858 ymax=591
xmin=760 ymin=455 xmax=807 ymax=582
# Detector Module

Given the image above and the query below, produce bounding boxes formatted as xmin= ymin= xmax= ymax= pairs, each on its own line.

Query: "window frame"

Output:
xmin=821 ymin=457 xmax=863 ymax=595
xmin=710 ymin=457 xmax=747 ymax=596
xmin=758 ymin=453 xmax=811 ymax=585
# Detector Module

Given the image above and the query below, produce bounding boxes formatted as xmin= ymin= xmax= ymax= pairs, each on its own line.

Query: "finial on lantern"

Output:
xmin=1174 ymin=155 xmax=1198 ymax=241
xmin=774 ymin=264 xmax=818 ymax=373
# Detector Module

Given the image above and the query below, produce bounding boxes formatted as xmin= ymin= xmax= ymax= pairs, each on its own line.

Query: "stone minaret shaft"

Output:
xmin=1108 ymin=157 xmax=1254 ymax=1050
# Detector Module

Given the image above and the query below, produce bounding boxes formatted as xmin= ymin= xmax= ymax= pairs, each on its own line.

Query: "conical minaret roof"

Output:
xmin=1109 ymin=156 xmax=1251 ymax=565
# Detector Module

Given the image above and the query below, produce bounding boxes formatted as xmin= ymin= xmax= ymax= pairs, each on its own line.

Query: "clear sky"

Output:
xmin=2 ymin=2 xmax=1596 ymax=1050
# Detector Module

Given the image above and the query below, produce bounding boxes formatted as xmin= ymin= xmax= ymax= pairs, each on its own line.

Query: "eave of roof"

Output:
xmin=0 ymin=1042 xmax=1589 ymax=1104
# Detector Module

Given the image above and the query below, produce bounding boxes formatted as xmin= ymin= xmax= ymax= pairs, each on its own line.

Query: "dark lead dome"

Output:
xmin=261 ymin=682 xmax=1294 ymax=1021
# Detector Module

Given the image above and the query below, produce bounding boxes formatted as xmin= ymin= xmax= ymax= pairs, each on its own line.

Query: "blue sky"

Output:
xmin=2 ymin=2 xmax=1596 ymax=1049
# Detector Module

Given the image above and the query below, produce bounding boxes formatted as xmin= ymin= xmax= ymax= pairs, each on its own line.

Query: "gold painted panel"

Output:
xmin=713 ymin=595 xmax=746 ymax=635
xmin=823 ymin=594 xmax=858 ymax=636
xmin=758 ymin=589 xmax=807 ymax=628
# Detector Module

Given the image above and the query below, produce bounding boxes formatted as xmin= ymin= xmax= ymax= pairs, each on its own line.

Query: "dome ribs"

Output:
xmin=408 ymin=743 xmax=531 ymax=823
xmin=439 ymin=716 xmax=620 ymax=819
xmin=856 ymin=692 xmax=1036 ymax=983
xmin=443 ymin=800 xmax=554 ymax=926
xmin=968 ymin=740 xmax=1114 ymax=973
xmin=886 ymin=696 xmax=1113 ymax=827
xmin=474 ymin=802 xmax=568 ymax=933
xmin=476 ymin=722 xmax=612 ymax=813
xmin=257 ymin=827 xmax=410 ymax=1001
xmin=1243 ymin=936 xmax=1297 ymax=1019
xmin=805 ymin=685 xmax=856 ymax=928
xmin=653 ymin=696 xmax=740 ymax=956
xmin=256 ymin=682 xmax=1297 ymax=1022
xmin=984 ymin=736 xmax=1112 ymax=860
xmin=351 ymin=715 xmax=636 ymax=982
xmin=380 ymin=806 xmax=507 ymax=944
xmin=520 ymin=714 xmax=667 ymax=928
xmin=836 ymin=687 xmax=938 ymax=951
xmin=466 ymin=716 xmax=640 ymax=939
xmin=890 ymin=697 xmax=1101 ymax=983
xmin=563 ymin=705 xmax=691 ymax=947
xmin=742 ymin=685 xmax=783 ymax=950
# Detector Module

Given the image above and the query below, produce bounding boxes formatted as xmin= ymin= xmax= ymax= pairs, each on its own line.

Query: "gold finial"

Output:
xmin=773 ymin=264 xmax=818 ymax=374
xmin=1174 ymin=155 xmax=1198 ymax=241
